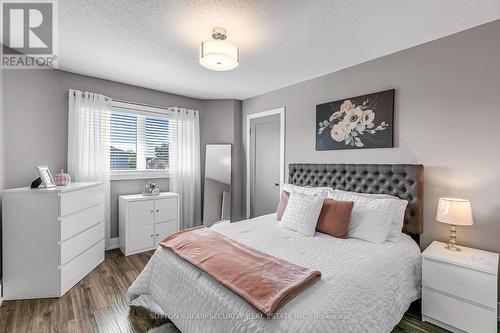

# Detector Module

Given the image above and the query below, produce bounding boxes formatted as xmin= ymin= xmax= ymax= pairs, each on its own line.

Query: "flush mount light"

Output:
xmin=199 ymin=27 xmax=239 ymax=71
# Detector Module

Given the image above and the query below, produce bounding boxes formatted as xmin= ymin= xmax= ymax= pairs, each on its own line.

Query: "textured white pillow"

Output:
xmin=330 ymin=190 xmax=394 ymax=243
xmin=333 ymin=190 xmax=408 ymax=242
xmin=283 ymin=183 xmax=330 ymax=197
xmin=280 ymin=191 xmax=325 ymax=236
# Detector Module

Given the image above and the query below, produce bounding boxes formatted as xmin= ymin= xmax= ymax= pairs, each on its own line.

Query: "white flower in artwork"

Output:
xmin=340 ymin=106 xmax=363 ymax=130
xmin=330 ymin=124 xmax=348 ymax=142
xmin=340 ymin=100 xmax=354 ymax=113
xmin=361 ymin=109 xmax=375 ymax=125
xmin=355 ymin=123 xmax=365 ymax=133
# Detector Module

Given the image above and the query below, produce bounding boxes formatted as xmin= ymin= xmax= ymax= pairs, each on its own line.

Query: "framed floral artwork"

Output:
xmin=316 ymin=89 xmax=394 ymax=150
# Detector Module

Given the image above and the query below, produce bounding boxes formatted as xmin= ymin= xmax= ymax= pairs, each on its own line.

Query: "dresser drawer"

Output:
xmin=154 ymin=197 xmax=177 ymax=223
xmin=60 ymin=222 xmax=104 ymax=265
xmin=423 ymin=258 xmax=496 ymax=308
xmin=60 ymin=204 xmax=104 ymax=241
xmin=61 ymin=239 xmax=104 ymax=292
xmin=422 ymin=288 xmax=497 ymax=333
xmin=60 ymin=185 xmax=104 ymax=217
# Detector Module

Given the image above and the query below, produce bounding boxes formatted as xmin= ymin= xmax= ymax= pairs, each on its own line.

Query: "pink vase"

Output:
xmin=54 ymin=169 xmax=71 ymax=186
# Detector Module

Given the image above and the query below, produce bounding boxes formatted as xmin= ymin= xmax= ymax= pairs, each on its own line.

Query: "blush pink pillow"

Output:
xmin=275 ymin=190 xmax=290 ymax=220
xmin=316 ymin=199 xmax=354 ymax=239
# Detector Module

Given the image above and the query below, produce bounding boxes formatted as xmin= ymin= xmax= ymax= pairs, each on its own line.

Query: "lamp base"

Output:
xmin=444 ymin=243 xmax=461 ymax=251
xmin=444 ymin=224 xmax=461 ymax=251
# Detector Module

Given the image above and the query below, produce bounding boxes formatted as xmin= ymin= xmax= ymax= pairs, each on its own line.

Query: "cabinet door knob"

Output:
xmin=150 ymin=234 xmax=154 ymax=237
xmin=156 ymin=209 xmax=159 ymax=212
xmin=150 ymin=210 xmax=154 ymax=213
xmin=156 ymin=233 xmax=159 ymax=236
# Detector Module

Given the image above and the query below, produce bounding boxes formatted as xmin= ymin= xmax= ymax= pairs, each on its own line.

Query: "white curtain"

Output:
xmin=68 ymin=89 xmax=112 ymax=242
xmin=170 ymin=107 xmax=201 ymax=229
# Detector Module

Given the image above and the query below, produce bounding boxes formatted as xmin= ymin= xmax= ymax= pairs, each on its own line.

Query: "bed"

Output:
xmin=129 ymin=164 xmax=424 ymax=333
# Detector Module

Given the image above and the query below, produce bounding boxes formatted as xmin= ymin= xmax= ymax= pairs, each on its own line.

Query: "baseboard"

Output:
xmin=106 ymin=237 xmax=119 ymax=250
xmin=0 ymin=281 xmax=3 ymax=307
xmin=498 ymin=302 xmax=500 ymax=321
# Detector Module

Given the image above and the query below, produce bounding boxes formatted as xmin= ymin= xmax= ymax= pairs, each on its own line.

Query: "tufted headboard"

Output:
xmin=288 ymin=164 xmax=424 ymax=242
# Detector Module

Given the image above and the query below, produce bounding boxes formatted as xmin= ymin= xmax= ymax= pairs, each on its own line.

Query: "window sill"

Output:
xmin=110 ymin=170 xmax=170 ymax=181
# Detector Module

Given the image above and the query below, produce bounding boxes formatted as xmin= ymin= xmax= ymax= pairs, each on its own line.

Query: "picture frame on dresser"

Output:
xmin=36 ymin=166 xmax=56 ymax=188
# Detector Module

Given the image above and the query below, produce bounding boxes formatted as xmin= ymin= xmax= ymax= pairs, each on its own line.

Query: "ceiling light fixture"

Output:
xmin=199 ymin=27 xmax=239 ymax=71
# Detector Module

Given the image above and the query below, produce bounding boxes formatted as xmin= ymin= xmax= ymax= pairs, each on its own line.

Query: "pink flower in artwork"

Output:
xmin=330 ymin=124 xmax=348 ymax=142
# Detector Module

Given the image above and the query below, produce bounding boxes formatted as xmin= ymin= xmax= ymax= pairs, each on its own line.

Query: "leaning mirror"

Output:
xmin=203 ymin=144 xmax=232 ymax=226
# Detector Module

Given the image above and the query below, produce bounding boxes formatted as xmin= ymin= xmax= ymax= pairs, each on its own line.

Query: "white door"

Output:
xmin=154 ymin=198 xmax=177 ymax=223
xmin=250 ymin=114 xmax=281 ymax=218
xmin=154 ymin=221 xmax=178 ymax=244
xmin=128 ymin=200 xmax=153 ymax=227
xmin=128 ymin=224 xmax=154 ymax=252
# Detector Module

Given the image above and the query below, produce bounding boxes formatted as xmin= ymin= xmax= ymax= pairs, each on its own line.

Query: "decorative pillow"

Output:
xmin=333 ymin=190 xmax=408 ymax=242
xmin=281 ymin=191 xmax=325 ymax=237
xmin=283 ymin=183 xmax=330 ymax=197
xmin=329 ymin=190 xmax=394 ymax=243
xmin=275 ymin=190 xmax=290 ymax=221
xmin=316 ymin=199 xmax=354 ymax=239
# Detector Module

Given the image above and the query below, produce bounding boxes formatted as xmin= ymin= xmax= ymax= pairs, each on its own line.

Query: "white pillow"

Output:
xmin=330 ymin=190 xmax=394 ymax=243
xmin=280 ymin=191 xmax=325 ymax=237
xmin=333 ymin=190 xmax=408 ymax=242
xmin=283 ymin=183 xmax=330 ymax=197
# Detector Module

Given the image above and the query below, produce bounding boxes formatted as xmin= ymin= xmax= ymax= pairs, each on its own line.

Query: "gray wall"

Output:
xmin=200 ymin=100 xmax=243 ymax=221
xmin=2 ymin=69 xmax=203 ymax=239
xmin=243 ymin=21 xmax=500 ymax=295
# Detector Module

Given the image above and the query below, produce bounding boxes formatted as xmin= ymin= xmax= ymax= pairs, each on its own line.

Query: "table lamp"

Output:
xmin=436 ymin=198 xmax=473 ymax=251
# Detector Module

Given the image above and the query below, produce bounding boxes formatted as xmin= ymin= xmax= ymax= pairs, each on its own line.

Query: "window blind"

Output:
xmin=110 ymin=104 xmax=175 ymax=172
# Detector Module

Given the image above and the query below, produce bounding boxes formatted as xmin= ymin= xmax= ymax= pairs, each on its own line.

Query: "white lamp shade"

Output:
xmin=436 ymin=198 xmax=473 ymax=226
xmin=199 ymin=40 xmax=239 ymax=71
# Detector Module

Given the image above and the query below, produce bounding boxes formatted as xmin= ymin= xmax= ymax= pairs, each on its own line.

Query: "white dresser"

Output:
xmin=422 ymin=241 xmax=499 ymax=333
xmin=119 ymin=192 xmax=179 ymax=256
xmin=2 ymin=182 xmax=105 ymax=300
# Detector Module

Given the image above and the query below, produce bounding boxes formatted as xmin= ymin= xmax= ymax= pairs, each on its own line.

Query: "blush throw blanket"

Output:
xmin=160 ymin=226 xmax=321 ymax=317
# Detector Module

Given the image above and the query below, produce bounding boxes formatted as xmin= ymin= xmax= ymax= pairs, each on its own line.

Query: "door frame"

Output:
xmin=246 ymin=107 xmax=285 ymax=219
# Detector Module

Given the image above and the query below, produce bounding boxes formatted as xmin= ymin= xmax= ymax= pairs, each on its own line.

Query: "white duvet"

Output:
xmin=129 ymin=214 xmax=422 ymax=333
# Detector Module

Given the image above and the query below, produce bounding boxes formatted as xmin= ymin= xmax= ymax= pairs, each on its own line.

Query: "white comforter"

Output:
xmin=129 ymin=214 xmax=422 ymax=333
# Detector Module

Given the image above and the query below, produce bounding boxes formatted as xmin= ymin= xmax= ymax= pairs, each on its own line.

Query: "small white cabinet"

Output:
xmin=119 ymin=192 xmax=179 ymax=256
xmin=2 ymin=182 xmax=105 ymax=300
xmin=422 ymin=241 xmax=498 ymax=333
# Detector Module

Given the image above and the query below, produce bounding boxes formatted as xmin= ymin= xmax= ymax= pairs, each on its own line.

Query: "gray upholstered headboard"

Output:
xmin=288 ymin=164 xmax=424 ymax=242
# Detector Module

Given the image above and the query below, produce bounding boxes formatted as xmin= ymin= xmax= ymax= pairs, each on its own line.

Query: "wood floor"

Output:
xmin=0 ymin=249 xmax=466 ymax=333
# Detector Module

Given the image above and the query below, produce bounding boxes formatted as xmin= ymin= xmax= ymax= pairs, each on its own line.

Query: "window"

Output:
xmin=110 ymin=101 xmax=174 ymax=179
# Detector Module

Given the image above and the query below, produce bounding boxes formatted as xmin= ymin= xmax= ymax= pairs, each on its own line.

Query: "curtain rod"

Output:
xmin=70 ymin=89 xmax=198 ymax=114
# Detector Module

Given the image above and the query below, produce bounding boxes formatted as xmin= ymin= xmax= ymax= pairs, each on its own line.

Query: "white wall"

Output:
xmin=243 ymin=20 xmax=500 ymax=295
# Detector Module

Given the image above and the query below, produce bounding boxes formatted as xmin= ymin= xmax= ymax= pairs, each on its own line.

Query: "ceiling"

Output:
xmin=58 ymin=0 xmax=500 ymax=100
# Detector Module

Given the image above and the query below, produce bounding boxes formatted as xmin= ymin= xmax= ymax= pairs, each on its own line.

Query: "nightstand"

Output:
xmin=422 ymin=241 xmax=498 ymax=333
